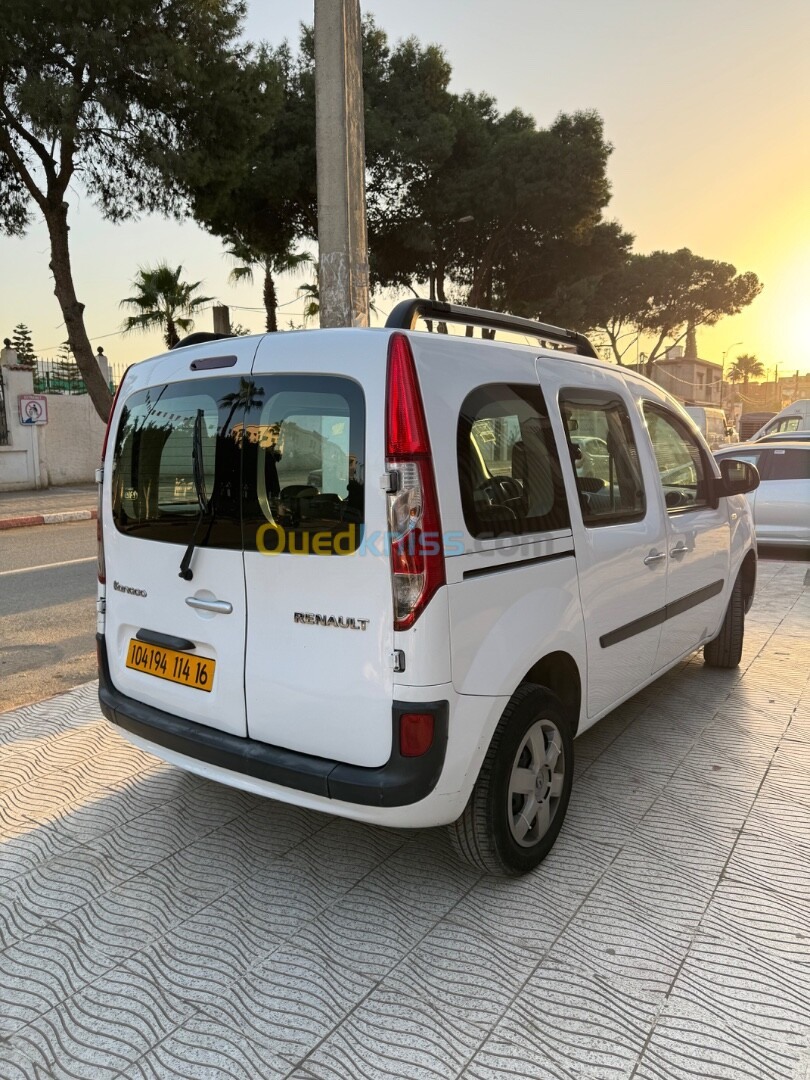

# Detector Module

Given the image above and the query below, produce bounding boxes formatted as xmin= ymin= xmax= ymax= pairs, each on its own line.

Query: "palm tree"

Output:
xmin=225 ymin=235 xmax=312 ymax=333
xmin=297 ymin=276 xmax=320 ymax=326
xmin=121 ymin=264 xmax=213 ymax=349
xmin=727 ymin=353 xmax=765 ymax=387
xmin=218 ymin=378 xmax=265 ymax=438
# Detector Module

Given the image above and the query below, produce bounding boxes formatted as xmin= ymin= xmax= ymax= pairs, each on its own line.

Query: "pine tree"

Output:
xmin=51 ymin=341 xmax=82 ymax=394
xmin=10 ymin=324 xmax=36 ymax=367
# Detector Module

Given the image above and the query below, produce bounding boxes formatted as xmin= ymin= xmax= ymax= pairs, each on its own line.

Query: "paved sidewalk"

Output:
xmin=0 ymin=484 xmax=97 ymax=530
xmin=1 ymin=560 xmax=808 ymax=1080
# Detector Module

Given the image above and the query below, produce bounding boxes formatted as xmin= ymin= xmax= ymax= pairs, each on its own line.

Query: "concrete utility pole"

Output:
xmin=314 ymin=0 xmax=370 ymax=328
xmin=212 ymin=305 xmax=231 ymax=336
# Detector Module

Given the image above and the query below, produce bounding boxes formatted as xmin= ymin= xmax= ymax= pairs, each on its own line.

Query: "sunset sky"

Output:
xmin=1 ymin=0 xmax=808 ymax=377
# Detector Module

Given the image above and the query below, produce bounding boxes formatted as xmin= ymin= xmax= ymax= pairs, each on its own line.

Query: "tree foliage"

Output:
xmin=10 ymin=324 xmax=36 ymax=367
xmin=351 ymin=24 xmax=632 ymax=313
xmin=178 ymin=42 xmax=312 ymax=333
xmin=0 ymin=0 xmax=263 ymax=418
xmin=727 ymin=353 xmax=765 ymax=385
xmin=553 ymin=249 xmax=763 ymax=366
xmin=120 ymin=264 xmax=213 ymax=350
xmin=225 ymin=234 xmax=311 ymax=332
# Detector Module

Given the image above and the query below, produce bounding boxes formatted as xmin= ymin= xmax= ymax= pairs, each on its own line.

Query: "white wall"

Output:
xmin=0 ymin=368 xmax=105 ymax=490
xmin=0 ymin=367 xmax=39 ymax=490
xmin=38 ymin=395 xmax=106 ymax=486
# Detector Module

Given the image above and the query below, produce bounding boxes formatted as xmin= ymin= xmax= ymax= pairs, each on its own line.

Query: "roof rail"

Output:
xmin=385 ymin=299 xmax=598 ymax=359
xmin=170 ymin=331 xmax=233 ymax=351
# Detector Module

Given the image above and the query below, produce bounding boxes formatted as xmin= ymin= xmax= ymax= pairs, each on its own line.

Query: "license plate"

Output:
xmin=126 ymin=639 xmax=215 ymax=692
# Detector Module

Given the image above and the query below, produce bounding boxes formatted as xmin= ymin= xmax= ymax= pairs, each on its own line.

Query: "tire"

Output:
xmin=449 ymin=683 xmax=574 ymax=876
xmin=703 ymin=574 xmax=745 ymax=668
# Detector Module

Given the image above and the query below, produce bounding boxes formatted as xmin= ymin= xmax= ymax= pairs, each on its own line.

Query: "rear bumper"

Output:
xmin=97 ymin=634 xmax=447 ymax=809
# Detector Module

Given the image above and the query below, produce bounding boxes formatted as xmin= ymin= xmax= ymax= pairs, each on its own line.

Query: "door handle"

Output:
xmin=643 ymin=551 xmax=667 ymax=566
xmin=185 ymin=597 xmax=233 ymax=614
xmin=670 ymin=543 xmax=689 ymax=558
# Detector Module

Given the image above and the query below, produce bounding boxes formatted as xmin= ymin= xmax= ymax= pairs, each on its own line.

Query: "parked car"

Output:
xmin=683 ymin=405 xmax=738 ymax=450
xmin=714 ymin=440 xmax=810 ymax=550
xmin=751 ymin=399 xmax=810 ymax=440
xmin=97 ymin=300 xmax=758 ymax=876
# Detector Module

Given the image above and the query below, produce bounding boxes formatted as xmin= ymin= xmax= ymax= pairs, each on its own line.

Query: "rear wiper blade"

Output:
xmin=179 ymin=409 xmax=213 ymax=581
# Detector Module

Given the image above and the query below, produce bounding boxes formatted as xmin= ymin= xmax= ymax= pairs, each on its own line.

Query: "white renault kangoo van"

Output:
xmin=98 ymin=302 xmax=759 ymax=874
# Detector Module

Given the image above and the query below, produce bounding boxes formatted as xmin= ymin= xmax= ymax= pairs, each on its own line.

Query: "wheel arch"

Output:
xmin=520 ymin=651 xmax=583 ymax=734
xmin=740 ymin=549 xmax=757 ymax=614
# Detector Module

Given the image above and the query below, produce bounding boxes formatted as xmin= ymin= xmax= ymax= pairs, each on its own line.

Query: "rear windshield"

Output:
xmin=112 ymin=375 xmax=365 ymax=554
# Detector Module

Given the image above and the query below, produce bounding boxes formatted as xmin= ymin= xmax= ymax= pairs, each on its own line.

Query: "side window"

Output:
xmin=559 ymin=390 xmax=646 ymax=526
xmin=644 ymin=403 xmax=711 ymax=511
xmin=777 ymin=418 xmax=801 ymax=433
xmin=769 ymin=448 xmax=810 ymax=480
xmin=458 ymin=383 xmax=569 ymax=538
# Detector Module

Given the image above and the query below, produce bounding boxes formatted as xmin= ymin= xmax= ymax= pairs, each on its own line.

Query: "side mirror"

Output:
xmin=725 ymin=426 xmax=735 ymax=437
xmin=719 ymin=458 xmax=759 ymax=497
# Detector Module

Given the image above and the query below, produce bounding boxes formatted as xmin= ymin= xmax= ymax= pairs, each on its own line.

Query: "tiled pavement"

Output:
xmin=1 ymin=560 xmax=809 ymax=1080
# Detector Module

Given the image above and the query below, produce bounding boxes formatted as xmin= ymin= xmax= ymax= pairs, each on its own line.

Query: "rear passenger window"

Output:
xmin=559 ymin=390 xmax=646 ymax=525
xmin=769 ymin=449 xmax=810 ymax=480
xmin=458 ymin=384 xmax=569 ymax=538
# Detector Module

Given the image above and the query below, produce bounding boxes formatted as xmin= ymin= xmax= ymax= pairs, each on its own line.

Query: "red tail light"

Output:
xmin=399 ymin=712 xmax=435 ymax=757
xmin=386 ymin=333 xmax=445 ymax=631
xmin=98 ymin=366 xmax=131 ymax=584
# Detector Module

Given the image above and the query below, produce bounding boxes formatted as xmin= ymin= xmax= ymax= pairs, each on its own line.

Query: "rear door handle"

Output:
xmin=670 ymin=543 xmax=689 ymax=558
xmin=185 ymin=597 xmax=233 ymax=614
xmin=643 ymin=551 xmax=667 ymax=566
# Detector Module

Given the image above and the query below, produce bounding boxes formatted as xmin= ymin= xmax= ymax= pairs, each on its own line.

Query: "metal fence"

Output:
xmin=0 ymin=368 xmax=9 ymax=445
xmin=32 ymin=359 xmax=123 ymax=395
xmin=34 ymin=360 xmax=88 ymax=396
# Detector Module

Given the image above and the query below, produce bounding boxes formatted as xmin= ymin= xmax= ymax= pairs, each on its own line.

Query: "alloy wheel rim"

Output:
xmin=507 ymin=718 xmax=565 ymax=848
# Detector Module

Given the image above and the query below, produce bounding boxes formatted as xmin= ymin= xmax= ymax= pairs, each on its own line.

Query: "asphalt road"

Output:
xmin=0 ymin=520 xmax=97 ymax=711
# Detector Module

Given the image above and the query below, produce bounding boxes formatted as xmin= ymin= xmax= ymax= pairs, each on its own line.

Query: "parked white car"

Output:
xmin=714 ymin=440 xmax=810 ymax=550
xmin=97 ymin=301 xmax=759 ymax=875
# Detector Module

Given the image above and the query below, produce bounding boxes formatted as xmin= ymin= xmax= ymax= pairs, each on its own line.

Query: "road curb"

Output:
xmin=0 ymin=509 xmax=97 ymax=531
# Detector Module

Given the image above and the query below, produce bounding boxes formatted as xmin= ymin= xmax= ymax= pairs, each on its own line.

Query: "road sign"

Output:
xmin=19 ymin=394 xmax=48 ymax=425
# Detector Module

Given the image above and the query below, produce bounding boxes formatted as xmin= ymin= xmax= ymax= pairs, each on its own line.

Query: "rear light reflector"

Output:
xmin=399 ymin=713 xmax=435 ymax=757
xmin=385 ymin=334 xmax=445 ymax=631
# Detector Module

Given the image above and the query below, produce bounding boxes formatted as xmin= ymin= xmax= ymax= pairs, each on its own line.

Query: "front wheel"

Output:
xmin=449 ymin=683 xmax=574 ymax=876
xmin=703 ymin=574 xmax=745 ymax=668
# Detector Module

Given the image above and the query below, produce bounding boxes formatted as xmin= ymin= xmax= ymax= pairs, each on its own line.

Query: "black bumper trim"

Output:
xmin=97 ymin=635 xmax=447 ymax=808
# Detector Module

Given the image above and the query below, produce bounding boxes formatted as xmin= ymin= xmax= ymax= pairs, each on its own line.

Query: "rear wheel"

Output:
xmin=703 ymin=574 xmax=745 ymax=668
xmin=449 ymin=683 xmax=574 ymax=876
